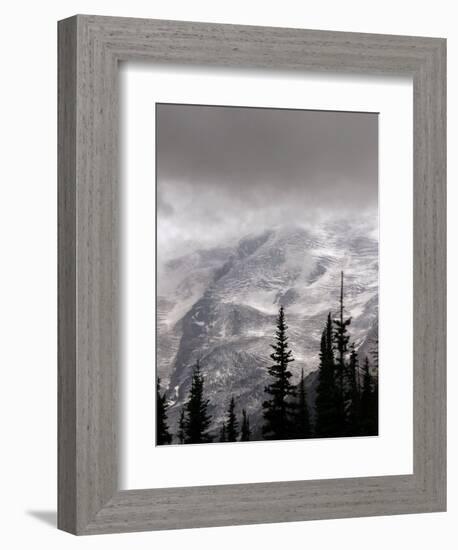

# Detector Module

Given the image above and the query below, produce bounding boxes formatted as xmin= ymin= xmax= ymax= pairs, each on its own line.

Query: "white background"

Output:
xmin=0 ymin=1 xmax=454 ymax=549
xmin=122 ymin=66 xmax=413 ymax=489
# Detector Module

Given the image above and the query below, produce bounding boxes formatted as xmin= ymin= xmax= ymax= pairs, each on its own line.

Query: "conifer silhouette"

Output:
xmin=315 ymin=313 xmax=340 ymax=437
xmin=333 ymin=272 xmax=352 ymax=435
xmin=361 ymin=356 xmax=378 ymax=435
xmin=156 ymin=378 xmax=172 ymax=445
xmin=295 ymin=368 xmax=311 ymax=438
xmin=226 ymin=396 xmax=239 ymax=442
xmin=262 ymin=306 xmax=296 ymax=439
xmin=345 ymin=344 xmax=361 ymax=435
xmin=177 ymin=407 xmax=185 ymax=444
xmin=219 ymin=422 xmax=227 ymax=442
xmin=183 ymin=362 xmax=213 ymax=444
xmin=240 ymin=409 xmax=251 ymax=441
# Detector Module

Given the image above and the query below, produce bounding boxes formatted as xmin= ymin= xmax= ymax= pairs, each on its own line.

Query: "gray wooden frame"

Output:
xmin=58 ymin=14 xmax=446 ymax=535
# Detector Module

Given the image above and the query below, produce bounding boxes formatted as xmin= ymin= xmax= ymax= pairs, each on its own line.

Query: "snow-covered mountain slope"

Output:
xmin=157 ymin=221 xmax=378 ymax=439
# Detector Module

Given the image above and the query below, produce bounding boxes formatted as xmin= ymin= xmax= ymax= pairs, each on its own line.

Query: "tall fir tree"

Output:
xmin=371 ymin=372 xmax=379 ymax=435
xmin=295 ymin=368 xmax=311 ymax=438
xmin=333 ymin=271 xmax=351 ymax=435
xmin=360 ymin=356 xmax=377 ymax=435
xmin=361 ymin=357 xmax=378 ymax=435
xmin=240 ymin=409 xmax=251 ymax=441
xmin=219 ymin=422 xmax=227 ymax=442
xmin=226 ymin=396 xmax=239 ymax=442
xmin=262 ymin=306 xmax=297 ymax=440
xmin=370 ymin=338 xmax=379 ymax=370
xmin=315 ymin=313 xmax=340 ymax=437
xmin=177 ymin=407 xmax=185 ymax=444
xmin=370 ymin=339 xmax=379 ymax=435
xmin=345 ymin=344 xmax=361 ymax=435
xmin=183 ymin=362 xmax=213 ymax=444
xmin=156 ymin=378 xmax=172 ymax=445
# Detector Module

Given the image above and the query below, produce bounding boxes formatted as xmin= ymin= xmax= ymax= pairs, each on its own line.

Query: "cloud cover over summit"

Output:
xmin=156 ymin=103 xmax=378 ymax=264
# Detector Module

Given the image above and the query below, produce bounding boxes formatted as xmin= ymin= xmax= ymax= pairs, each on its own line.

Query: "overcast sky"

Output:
xmin=156 ymin=103 xmax=378 ymax=261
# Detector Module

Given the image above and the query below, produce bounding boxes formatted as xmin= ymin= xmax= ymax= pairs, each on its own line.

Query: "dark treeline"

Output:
xmin=156 ymin=272 xmax=378 ymax=445
xmin=314 ymin=272 xmax=378 ymax=438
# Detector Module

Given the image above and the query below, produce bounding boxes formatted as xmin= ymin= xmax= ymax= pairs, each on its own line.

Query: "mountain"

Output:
xmin=157 ymin=221 xmax=378 ymax=440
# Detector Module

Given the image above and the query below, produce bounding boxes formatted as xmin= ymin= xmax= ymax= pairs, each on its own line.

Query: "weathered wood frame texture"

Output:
xmin=58 ymin=14 xmax=446 ymax=535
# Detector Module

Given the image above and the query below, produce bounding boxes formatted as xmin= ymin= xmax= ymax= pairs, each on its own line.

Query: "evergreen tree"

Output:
xmin=295 ymin=368 xmax=311 ymax=438
xmin=156 ymin=378 xmax=172 ymax=445
xmin=262 ymin=306 xmax=296 ymax=440
xmin=315 ymin=313 xmax=340 ymax=437
xmin=177 ymin=407 xmax=185 ymax=444
xmin=333 ymin=271 xmax=351 ymax=435
xmin=371 ymin=371 xmax=379 ymax=435
xmin=183 ymin=362 xmax=213 ymax=444
xmin=240 ymin=409 xmax=251 ymax=441
xmin=370 ymin=339 xmax=379 ymax=435
xmin=345 ymin=344 xmax=361 ymax=435
xmin=219 ymin=422 xmax=227 ymax=442
xmin=360 ymin=356 xmax=376 ymax=435
xmin=226 ymin=396 xmax=239 ymax=442
xmin=370 ymin=338 xmax=379 ymax=370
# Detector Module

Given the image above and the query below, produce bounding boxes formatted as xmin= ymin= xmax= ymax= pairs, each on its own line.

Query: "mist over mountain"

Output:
xmin=157 ymin=220 xmax=378 ymax=439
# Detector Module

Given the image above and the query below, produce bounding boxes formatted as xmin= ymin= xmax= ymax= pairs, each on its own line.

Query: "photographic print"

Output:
xmin=156 ymin=104 xmax=379 ymax=445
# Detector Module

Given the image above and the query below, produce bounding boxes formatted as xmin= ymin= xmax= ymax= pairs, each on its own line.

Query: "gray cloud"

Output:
xmin=156 ymin=103 xmax=378 ymax=260
xmin=156 ymin=192 xmax=175 ymax=217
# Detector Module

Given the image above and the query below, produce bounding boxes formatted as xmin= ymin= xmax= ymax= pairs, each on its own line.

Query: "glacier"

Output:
xmin=157 ymin=220 xmax=378 ymax=441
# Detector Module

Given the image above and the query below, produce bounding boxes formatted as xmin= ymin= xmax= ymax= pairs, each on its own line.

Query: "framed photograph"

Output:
xmin=58 ymin=15 xmax=446 ymax=535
